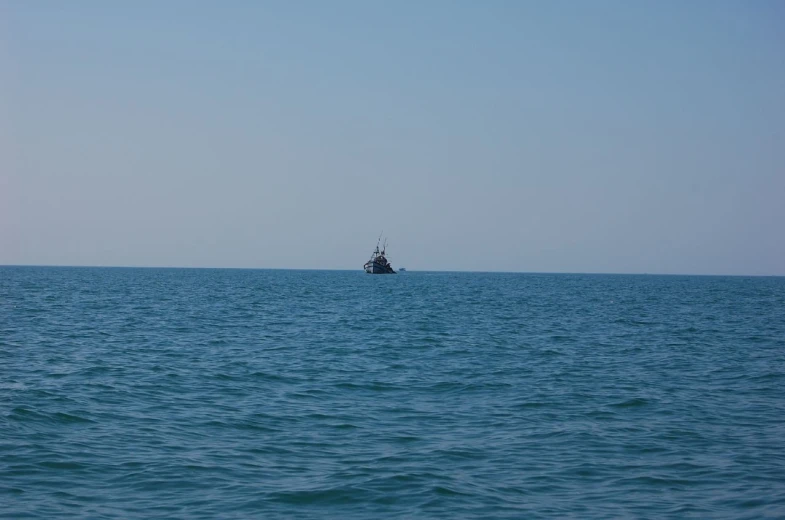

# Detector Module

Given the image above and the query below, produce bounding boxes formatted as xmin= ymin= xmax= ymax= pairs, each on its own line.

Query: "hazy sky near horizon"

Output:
xmin=2 ymin=1 xmax=784 ymax=274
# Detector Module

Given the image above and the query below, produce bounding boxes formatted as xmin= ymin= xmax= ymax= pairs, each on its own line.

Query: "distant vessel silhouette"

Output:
xmin=364 ymin=236 xmax=396 ymax=274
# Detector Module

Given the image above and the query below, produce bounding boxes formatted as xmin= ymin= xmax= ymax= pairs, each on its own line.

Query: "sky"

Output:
xmin=1 ymin=1 xmax=783 ymax=275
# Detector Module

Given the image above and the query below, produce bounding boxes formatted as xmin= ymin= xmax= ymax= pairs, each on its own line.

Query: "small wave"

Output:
xmin=609 ymin=398 xmax=650 ymax=408
xmin=613 ymin=474 xmax=697 ymax=487
xmin=0 ymin=382 xmax=27 ymax=390
xmin=390 ymin=434 xmax=421 ymax=444
xmin=432 ymin=485 xmax=471 ymax=497
xmin=8 ymin=407 xmax=47 ymax=421
xmin=37 ymin=461 xmax=87 ymax=470
xmin=250 ymin=371 xmax=296 ymax=383
xmin=432 ymin=447 xmax=483 ymax=460
xmin=333 ymin=423 xmax=360 ymax=430
xmin=334 ymin=381 xmax=399 ymax=392
xmin=514 ymin=401 xmax=550 ymax=409
xmin=9 ymin=407 xmax=96 ymax=425
xmin=268 ymin=486 xmax=365 ymax=505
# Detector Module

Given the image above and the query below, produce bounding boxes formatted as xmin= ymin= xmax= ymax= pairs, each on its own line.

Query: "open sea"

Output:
xmin=1 ymin=266 xmax=784 ymax=519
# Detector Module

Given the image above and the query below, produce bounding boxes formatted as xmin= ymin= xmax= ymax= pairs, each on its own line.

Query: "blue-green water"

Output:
xmin=2 ymin=267 xmax=784 ymax=519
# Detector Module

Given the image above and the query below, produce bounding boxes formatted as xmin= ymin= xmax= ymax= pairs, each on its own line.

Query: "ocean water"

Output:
xmin=1 ymin=267 xmax=784 ymax=519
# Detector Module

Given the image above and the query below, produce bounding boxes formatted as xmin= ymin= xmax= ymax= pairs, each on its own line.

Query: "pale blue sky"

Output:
xmin=2 ymin=1 xmax=783 ymax=274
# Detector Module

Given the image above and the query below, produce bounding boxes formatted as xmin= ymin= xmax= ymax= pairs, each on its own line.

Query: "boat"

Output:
xmin=364 ymin=237 xmax=396 ymax=274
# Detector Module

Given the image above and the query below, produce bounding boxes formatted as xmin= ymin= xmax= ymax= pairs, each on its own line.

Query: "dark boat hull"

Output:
xmin=364 ymin=261 xmax=396 ymax=274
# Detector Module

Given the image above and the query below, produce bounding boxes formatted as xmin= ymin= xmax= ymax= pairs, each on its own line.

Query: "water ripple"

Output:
xmin=1 ymin=267 xmax=784 ymax=519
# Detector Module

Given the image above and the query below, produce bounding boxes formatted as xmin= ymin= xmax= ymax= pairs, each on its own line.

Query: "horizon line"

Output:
xmin=1 ymin=264 xmax=782 ymax=278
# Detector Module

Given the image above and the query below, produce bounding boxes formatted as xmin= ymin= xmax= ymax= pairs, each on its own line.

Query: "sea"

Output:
xmin=1 ymin=266 xmax=784 ymax=519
